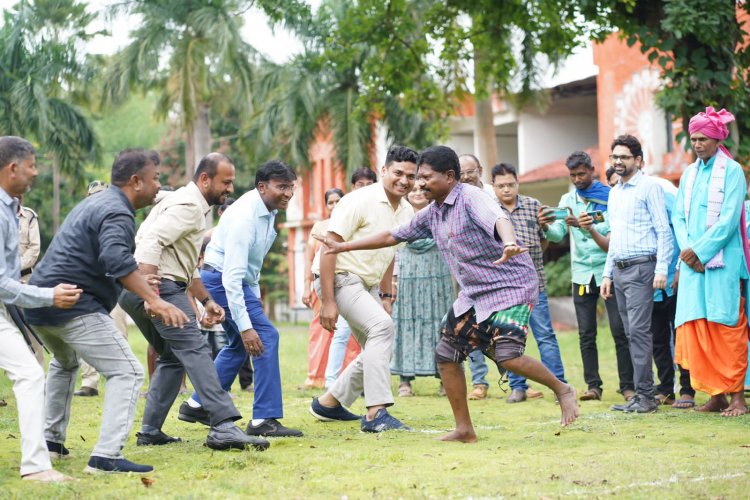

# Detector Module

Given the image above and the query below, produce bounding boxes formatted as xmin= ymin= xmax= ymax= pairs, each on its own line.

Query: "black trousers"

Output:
xmin=572 ymin=277 xmax=634 ymax=393
xmin=651 ymin=293 xmax=694 ymax=397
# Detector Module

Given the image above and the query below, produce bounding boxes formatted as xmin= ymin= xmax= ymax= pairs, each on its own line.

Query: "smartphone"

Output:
xmin=586 ymin=210 xmax=605 ymax=223
xmin=547 ymin=207 xmax=571 ymax=219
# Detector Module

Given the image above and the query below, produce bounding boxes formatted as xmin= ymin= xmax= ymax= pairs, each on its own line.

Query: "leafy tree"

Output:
xmin=0 ymin=0 xmax=100 ymax=230
xmin=103 ymin=0 xmax=309 ymax=176
xmin=579 ymin=0 xmax=750 ymax=163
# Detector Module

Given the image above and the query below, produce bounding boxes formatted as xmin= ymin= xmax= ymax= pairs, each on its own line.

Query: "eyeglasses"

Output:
xmin=493 ymin=182 xmax=517 ymax=190
xmin=460 ymin=169 xmax=478 ymax=177
xmin=608 ymin=154 xmax=635 ymax=162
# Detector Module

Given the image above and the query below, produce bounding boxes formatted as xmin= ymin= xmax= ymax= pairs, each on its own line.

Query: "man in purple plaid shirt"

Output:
xmin=316 ymin=146 xmax=579 ymax=441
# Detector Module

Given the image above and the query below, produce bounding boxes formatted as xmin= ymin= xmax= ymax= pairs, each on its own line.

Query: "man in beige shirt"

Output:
xmin=118 ymin=152 xmax=269 ymax=451
xmin=309 ymin=146 xmax=417 ymax=432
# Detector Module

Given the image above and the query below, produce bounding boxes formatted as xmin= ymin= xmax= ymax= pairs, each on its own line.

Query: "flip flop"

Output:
xmin=671 ymin=398 xmax=695 ymax=409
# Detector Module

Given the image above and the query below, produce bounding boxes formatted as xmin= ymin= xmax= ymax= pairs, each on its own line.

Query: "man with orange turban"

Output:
xmin=672 ymin=106 xmax=750 ymax=417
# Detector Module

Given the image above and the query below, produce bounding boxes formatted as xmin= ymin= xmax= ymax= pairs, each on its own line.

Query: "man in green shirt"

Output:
xmin=539 ymin=151 xmax=634 ymax=402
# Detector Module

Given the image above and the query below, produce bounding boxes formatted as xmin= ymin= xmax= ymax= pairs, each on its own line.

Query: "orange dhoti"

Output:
xmin=675 ymin=298 xmax=749 ymax=395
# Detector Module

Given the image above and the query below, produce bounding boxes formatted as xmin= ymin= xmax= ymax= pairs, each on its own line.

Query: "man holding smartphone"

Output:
xmin=539 ymin=151 xmax=635 ymax=403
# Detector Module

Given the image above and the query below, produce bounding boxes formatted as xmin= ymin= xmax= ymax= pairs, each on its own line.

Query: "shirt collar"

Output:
xmin=442 ymin=182 xmax=463 ymax=206
xmin=186 ymin=181 xmax=211 ymax=215
xmin=250 ymin=189 xmax=277 ymax=218
xmin=374 ymin=182 xmax=409 ymax=213
xmin=0 ymin=186 xmax=15 ymax=208
xmin=620 ymin=169 xmax=643 ymax=187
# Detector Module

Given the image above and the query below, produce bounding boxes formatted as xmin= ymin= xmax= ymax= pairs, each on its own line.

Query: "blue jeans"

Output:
xmin=468 ymin=350 xmax=489 ymax=387
xmin=324 ymin=315 xmax=352 ymax=388
xmin=508 ymin=291 xmax=566 ymax=390
xmin=191 ymin=269 xmax=283 ymax=419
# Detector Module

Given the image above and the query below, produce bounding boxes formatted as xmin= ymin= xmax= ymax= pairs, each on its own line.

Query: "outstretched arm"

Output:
xmin=314 ymin=229 xmax=398 ymax=254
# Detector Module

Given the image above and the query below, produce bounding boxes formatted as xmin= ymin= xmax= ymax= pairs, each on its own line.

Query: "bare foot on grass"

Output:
xmin=23 ymin=469 xmax=75 ymax=482
xmin=720 ymin=403 xmax=749 ymax=417
xmin=555 ymin=384 xmax=579 ymax=426
xmin=695 ymin=395 xmax=728 ymax=413
xmin=436 ymin=429 xmax=477 ymax=443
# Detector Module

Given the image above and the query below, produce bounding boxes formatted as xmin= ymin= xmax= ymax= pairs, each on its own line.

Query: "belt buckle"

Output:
xmin=616 ymin=260 xmax=626 ymax=270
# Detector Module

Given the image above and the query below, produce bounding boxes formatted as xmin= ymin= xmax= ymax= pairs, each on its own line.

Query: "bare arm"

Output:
xmin=314 ymin=229 xmax=398 ymax=254
xmin=120 ymin=269 xmax=188 ymax=327
xmin=318 ymin=231 xmax=342 ymax=331
xmin=301 ymin=234 xmax=317 ymax=308
xmin=578 ymin=213 xmax=610 ymax=252
xmin=379 ymin=259 xmax=395 ymax=315
xmin=493 ymin=217 xmax=528 ymax=264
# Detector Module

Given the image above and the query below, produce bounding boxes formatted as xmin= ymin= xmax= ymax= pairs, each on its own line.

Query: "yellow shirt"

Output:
xmin=312 ymin=182 xmax=413 ymax=286
xmin=134 ymin=182 xmax=211 ymax=284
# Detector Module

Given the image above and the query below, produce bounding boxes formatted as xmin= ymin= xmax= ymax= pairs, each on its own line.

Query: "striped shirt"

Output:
xmin=603 ymin=170 xmax=673 ymax=278
xmin=392 ymin=183 xmax=538 ymax=322
xmin=501 ymin=195 xmax=546 ymax=292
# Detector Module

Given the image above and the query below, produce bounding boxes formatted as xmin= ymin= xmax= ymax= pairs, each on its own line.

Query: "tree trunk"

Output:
xmin=193 ymin=104 xmax=212 ymax=173
xmin=473 ymin=48 xmax=497 ymax=182
xmin=52 ymin=154 xmax=61 ymax=233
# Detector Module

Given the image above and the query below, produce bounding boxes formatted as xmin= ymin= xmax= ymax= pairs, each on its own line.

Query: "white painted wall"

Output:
xmin=517 ymin=112 xmax=597 ymax=174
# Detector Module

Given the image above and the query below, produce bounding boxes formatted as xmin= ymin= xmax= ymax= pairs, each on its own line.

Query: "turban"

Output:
xmin=688 ymin=106 xmax=735 ymax=157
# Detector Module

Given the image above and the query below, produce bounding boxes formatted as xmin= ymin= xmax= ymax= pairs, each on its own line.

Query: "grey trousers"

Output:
xmin=35 ymin=313 xmax=144 ymax=459
xmin=119 ymin=280 xmax=240 ymax=429
xmin=613 ymin=260 xmax=657 ymax=399
xmin=315 ymin=273 xmax=395 ymax=409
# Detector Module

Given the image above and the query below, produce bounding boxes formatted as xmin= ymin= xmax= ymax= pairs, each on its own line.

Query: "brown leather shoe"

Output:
xmin=579 ymin=388 xmax=602 ymax=401
xmin=622 ymin=389 xmax=636 ymax=402
xmin=526 ymin=387 xmax=544 ymax=399
xmin=468 ymin=384 xmax=488 ymax=400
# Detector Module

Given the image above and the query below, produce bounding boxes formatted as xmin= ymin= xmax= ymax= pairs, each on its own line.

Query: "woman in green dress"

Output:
xmin=391 ymin=186 xmax=455 ymax=396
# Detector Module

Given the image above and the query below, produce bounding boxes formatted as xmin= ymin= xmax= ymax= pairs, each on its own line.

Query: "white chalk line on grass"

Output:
xmin=561 ymin=471 xmax=748 ymax=496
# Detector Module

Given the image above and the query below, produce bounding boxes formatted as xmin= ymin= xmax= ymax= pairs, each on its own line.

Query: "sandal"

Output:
xmin=579 ymin=388 xmax=602 ymax=401
xmin=398 ymin=382 xmax=413 ymax=397
xmin=671 ymin=398 xmax=695 ymax=409
xmin=655 ymin=393 xmax=675 ymax=405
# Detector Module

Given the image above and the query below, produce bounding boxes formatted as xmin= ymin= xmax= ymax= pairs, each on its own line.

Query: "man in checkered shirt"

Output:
xmin=315 ymin=145 xmax=579 ymax=442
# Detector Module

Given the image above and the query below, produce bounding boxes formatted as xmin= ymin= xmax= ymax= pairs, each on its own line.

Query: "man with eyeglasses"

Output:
xmin=600 ymin=134 xmax=673 ymax=414
xmin=492 ymin=163 xmax=567 ymax=403
xmin=540 ymin=151 xmax=635 ymax=403
xmin=459 ymin=154 xmax=498 ymax=201
xmin=180 ymin=160 xmax=304 ymax=438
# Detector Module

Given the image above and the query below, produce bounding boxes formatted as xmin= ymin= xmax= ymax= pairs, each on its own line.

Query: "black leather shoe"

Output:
xmin=47 ymin=440 xmax=70 ymax=460
xmin=136 ymin=430 xmax=182 ymax=446
xmin=74 ymin=387 xmax=99 ymax=397
xmin=246 ymin=418 xmax=304 ymax=438
xmin=506 ymin=389 xmax=527 ymax=404
xmin=178 ymin=401 xmax=210 ymax=426
xmin=206 ymin=426 xmax=270 ymax=451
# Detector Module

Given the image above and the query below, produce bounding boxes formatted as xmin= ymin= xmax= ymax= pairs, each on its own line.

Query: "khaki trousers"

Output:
xmin=315 ymin=273 xmax=395 ymax=408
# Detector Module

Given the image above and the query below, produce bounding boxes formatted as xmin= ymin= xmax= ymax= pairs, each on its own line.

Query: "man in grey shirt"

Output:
xmin=27 ymin=149 xmax=188 ymax=474
xmin=0 ymin=136 xmax=81 ymax=482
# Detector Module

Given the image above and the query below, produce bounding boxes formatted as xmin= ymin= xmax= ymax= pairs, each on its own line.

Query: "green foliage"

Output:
xmin=544 ymin=252 xmax=572 ymax=297
xmin=579 ymin=0 xmax=750 ymax=163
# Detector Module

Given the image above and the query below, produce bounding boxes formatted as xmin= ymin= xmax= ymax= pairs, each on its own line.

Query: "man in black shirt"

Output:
xmin=28 ymin=149 xmax=187 ymax=474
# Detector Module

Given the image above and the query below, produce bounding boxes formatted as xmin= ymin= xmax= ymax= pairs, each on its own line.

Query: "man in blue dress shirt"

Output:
xmin=181 ymin=160 xmax=303 ymax=438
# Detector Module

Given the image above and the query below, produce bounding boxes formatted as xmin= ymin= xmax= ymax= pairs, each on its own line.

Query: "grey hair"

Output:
xmin=0 ymin=136 xmax=35 ymax=170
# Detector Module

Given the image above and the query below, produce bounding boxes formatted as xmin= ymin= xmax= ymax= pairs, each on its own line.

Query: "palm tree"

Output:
xmin=0 ymin=1 xmax=99 ymax=230
xmin=103 ymin=0 xmax=260 ymax=175
xmin=244 ymin=0 xmax=439 ymax=173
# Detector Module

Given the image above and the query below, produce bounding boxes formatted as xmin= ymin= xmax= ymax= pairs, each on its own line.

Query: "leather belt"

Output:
xmin=20 ymin=268 xmax=32 ymax=277
xmin=201 ymin=264 xmax=219 ymax=272
xmin=615 ymin=255 xmax=656 ymax=270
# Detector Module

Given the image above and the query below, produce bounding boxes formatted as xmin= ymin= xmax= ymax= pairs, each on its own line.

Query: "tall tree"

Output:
xmin=103 ymin=0 xmax=308 ymax=175
xmin=0 ymin=0 xmax=100 ymax=231
xmin=246 ymin=0 xmax=439 ymax=173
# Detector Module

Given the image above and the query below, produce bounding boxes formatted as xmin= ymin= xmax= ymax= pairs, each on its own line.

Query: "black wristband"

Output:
xmin=200 ymin=296 xmax=212 ymax=306
xmin=379 ymin=292 xmax=394 ymax=299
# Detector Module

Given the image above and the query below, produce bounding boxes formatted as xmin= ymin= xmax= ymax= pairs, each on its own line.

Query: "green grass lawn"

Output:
xmin=1 ymin=323 xmax=749 ymax=498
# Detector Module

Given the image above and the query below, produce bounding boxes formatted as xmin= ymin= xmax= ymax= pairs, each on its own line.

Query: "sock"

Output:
xmin=187 ymin=398 xmax=201 ymax=408
xmin=251 ymin=419 xmax=266 ymax=426
xmin=140 ymin=424 xmax=159 ymax=435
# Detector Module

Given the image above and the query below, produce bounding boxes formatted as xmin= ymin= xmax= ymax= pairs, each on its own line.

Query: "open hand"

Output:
xmin=312 ymin=234 xmax=347 ymax=254
xmin=493 ymin=243 xmax=528 ymax=265
xmin=146 ymin=298 xmax=189 ymax=328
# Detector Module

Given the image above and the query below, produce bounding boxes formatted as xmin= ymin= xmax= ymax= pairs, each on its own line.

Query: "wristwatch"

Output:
xmin=379 ymin=292 xmax=394 ymax=299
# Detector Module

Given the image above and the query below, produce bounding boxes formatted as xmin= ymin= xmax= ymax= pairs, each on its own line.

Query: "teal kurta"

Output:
xmin=391 ymin=239 xmax=454 ymax=377
xmin=672 ymin=153 xmax=749 ymax=328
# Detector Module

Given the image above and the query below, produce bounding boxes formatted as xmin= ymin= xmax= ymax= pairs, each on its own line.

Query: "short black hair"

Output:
xmin=565 ymin=151 xmax=593 ymax=170
xmin=194 ymin=152 xmax=233 ymax=181
xmin=385 ymin=145 xmax=418 ymax=167
xmin=350 ymin=167 xmax=377 ymax=185
xmin=459 ymin=153 xmax=482 ymax=169
xmin=605 ymin=166 xmax=616 ymax=182
xmin=417 ymin=145 xmax=460 ymax=178
xmin=611 ymin=134 xmax=643 ymax=159
xmin=0 ymin=136 xmax=35 ymax=170
xmin=491 ymin=163 xmax=518 ymax=181
xmin=110 ymin=149 xmax=159 ymax=187
xmin=325 ymin=188 xmax=345 ymax=203
xmin=255 ymin=160 xmax=297 ymax=187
